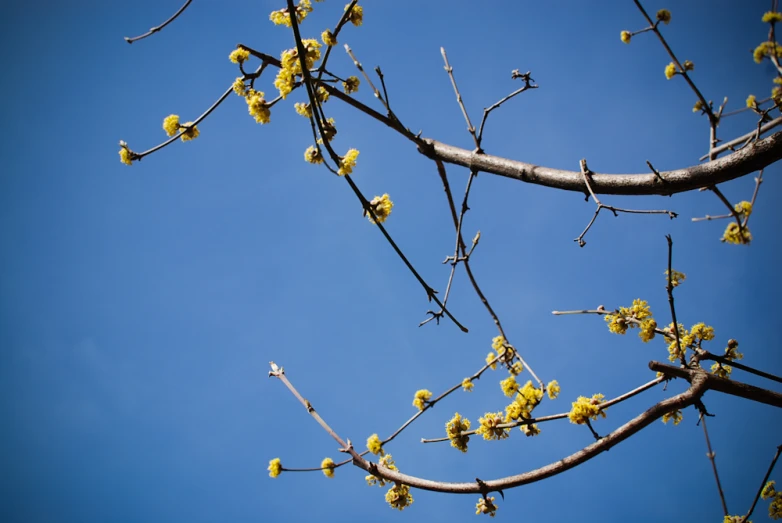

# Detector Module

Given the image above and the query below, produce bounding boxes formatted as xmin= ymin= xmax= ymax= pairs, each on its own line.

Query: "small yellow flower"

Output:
xmin=321 ymin=457 xmax=335 ymax=478
xmin=343 ymin=75 xmax=360 ymax=94
xmin=229 ymin=48 xmax=250 ymax=64
xmin=345 ymin=3 xmax=363 ymax=26
xmin=412 ymin=389 xmax=432 ymax=411
xmin=476 ymin=496 xmax=498 ymax=517
xmin=491 ymin=336 xmax=505 ymax=351
xmin=521 ymin=423 xmax=540 ymax=437
xmin=746 ymin=94 xmax=758 ymax=109
xmin=662 ymin=409 xmax=683 ymax=425
xmin=366 ymin=193 xmax=393 ymax=224
xmin=734 ymin=201 xmax=752 ymax=217
xmin=547 ymin=380 xmax=560 ymax=399
xmin=639 ymin=318 xmax=657 ymax=343
xmin=656 ymin=9 xmax=671 ymax=24
xmin=268 ymin=458 xmax=282 ymax=478
xmin=461 ymin=378 xmax=474 ymax=392
xmin=509 ymin=361 xmax=523 ymax=376
xmin=665 ymin=269 xmax=686 ymax=287
xmin=568 ymin=394 xmax=606 ymax=425
xmin=761 ymin=480 xmax=777 ymax=500
xmin=605 ymin=313 xmax=628 ymax=335
xmin=274 ymin=69 xmax=295 ymax=99
xmin=500 ymin=375 xmax=519 ymax=397
xmin=486 ymin=351 xmax=498 ymax=370
xmin=366 ymin=455 xmax=397 ymax=487
xmin=232 ymin=77 xmax=247 ymax=97
xmin=269 ymin=0 xmax=312 ymax=27
xmin=320 ymin=118 xmax=337 ymax=142
xmin=753 ymin=41 xmax=782 ymax=63
xmin=321 ymin=29 xmax=337 ymax=46
xmin=294 ymin=102 xmax=312 ymax=118
xmin=180 ymin=122 xmax=200 ymax=141
xmin=620 ymin=31 xmax=632 ymax=44
xmin=693 ymin=100 xmax=704 ymax=112
xmin=385 ymin=483 xmax=413 ymax=511
xmin=721 ymin=222 xmax=752 ymax=245
xmin=118 ymin=142 xmax=134 ymax=166
xmin=664 ymin=62 xmax=676 ymax=79
xmin=711 ymin=361 xmax=732 ymax=379
xmin=367 ymin=433 xmax=384 ymax=456
xmin=763 ymin=11 xmax=782 ymax=23
xmin=316 ymin=86 xmax=330 ymax=103
xmin=724 ymin=339 xmax=743 ymax=361
xmin=163 ymin=114 xmax=180 ymax=137
xmin=446 ymin=413 xmax=471 ymax=452
xmin=304 ymin=145 xmax=324 ymax=164
xmin=476 ymin=412 xmax=509 ymax=441
xmin=246 ymin=90 xmax=271 ymax=124
xmin=338 ymin=148 xmax=359 ymax=175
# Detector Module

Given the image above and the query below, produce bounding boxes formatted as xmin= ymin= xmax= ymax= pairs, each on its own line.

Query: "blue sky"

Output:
xmin=1 ymin=1 xmax=781 ymax=522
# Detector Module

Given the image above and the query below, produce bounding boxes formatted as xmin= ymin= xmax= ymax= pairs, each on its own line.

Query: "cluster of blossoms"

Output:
xmin=461 ymin=377 xmax=475 ymax=392
xmin=661 ymin=409 xmax=683 ymax=425
xmin=445 ymin=412 xmax=471 ymax=452
xmin=721 ymin=202 xmax=753 ymax=245
xmin=337 ymin=148 xmax=359 ymax=175
xmin=268 ymin=457 xmax=282 ymax=478
xmin=228 ymin=49 xmax=273 ymax=125
xmin=476 ymin=496 xmax=498 ymax=517
xmin=366 ymin=454 xmax=397 ymax=487
xmin=663 ymin=321 xmax=715 ymax=362
xmin=342 ymin=75 xmax=360 ymax=94
xmin=665 ymin=269 xmax=686 ymax=287
xmin=604 ymin=299 xmax=657 ymax=343
xmin=620 ymin=9 xmax=671 ymax=44
xmin=476 ymin=412 xmax=509 ymax=441
xmin=568 ymin=393 xmax=607 ymax=425
xmin=162 ymin=114 xmax=200 ymax=141
xmin=711 ymin=339 xmax=743 ymax=379
xmin=118 ymin=141 xmax=135 ymax=166
xmin=274 ymin=39 xmax=323 ymax=99
xmin=367 ymin=433 xmax=385 ymax=456
xmin=486 ymin=335 xmax=515 ymax=369
xmin=723 ymin=516 xmax=752 ymax=523
xmin=269 ymin=0 xmax=313 ymax=27
xmin=762 ymin=480 xmax=782 ymax=519
xmin=366 ymin=194 xmax=393 ymax=224
xmin=412 ymin=389 xmax=432 ymax=411
xmin=321 ymin=457 xmax=335 ymax=478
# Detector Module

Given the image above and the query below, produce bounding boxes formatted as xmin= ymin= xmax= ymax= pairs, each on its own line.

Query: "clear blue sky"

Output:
xmin=1 ymin=1 xmax=780 ymax=522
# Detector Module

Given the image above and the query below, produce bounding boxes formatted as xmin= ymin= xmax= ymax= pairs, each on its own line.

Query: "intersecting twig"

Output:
xmin=740 ymin=444 xmax=782 ymax=523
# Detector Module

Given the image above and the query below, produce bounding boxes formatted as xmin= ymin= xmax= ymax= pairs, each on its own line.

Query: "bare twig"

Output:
xmin=740 ymin=444 xmax=782 ymax=523
xmin=700 ymin=414 xmax=729 ymax=515
xmin=125 ymin=0 xmax=193 ymax=44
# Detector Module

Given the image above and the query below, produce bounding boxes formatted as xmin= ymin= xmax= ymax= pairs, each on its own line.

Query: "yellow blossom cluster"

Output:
xmin=664 ymin=62 xmax=677 ymax=79
xmin=476 ymin=412 xmax=509 ymax=440
xmin=321 ymin=457 xmax=335 ymax=478
xmin=663 ymin=322 xmax=714 ymax=362
xmin=500 ymin=375 xmax=519 ymax=397
xmin=665 ymin=269 xmax=686 ymax=287
xmin=762 ymin=481 xmax=782 ymax=519
xmin=161 ymin=114 xmax=200 ymax=141
xmin=604 ymin=299 xmax=654 ymax=342
xmin=412 ymin=389 xmax=432 ymax=411
xmin=367 ymin=433 xmax=384 ymax=456
xmin=547 ymin=380 xmax=560 ymax=399
xmin=345 ymin=3 xmax=363 ymax=26
xmin=656 ymin=9 xmax=671 ymax=24
xmin=723 ymin=516 xmax=752 ymax=523
xmin=343 ymin=75 xmax=360 ymax=94
xmin=734 ymin=201 xmax=753 ymax=218
xmin=753 ymin=41 xmax=782 ymax=63
xmin=445 ymin=412 xmax=471 ymax=452
xmin=274 ymin=39 xmax=322 ymax=99
xmin=232 ymin=77 xmax=247 ymax=97
xmin=268 ymin=457 xmax=282 ymax=478
xmin=568 ymin=393 xmax=606 ymax=425
xmin=461 ymin=378 xmax=474 ymax=392
xmin=338 ymin=148 xmax=359 ymax=175
xmin=366 ymin=194 xmax=393 ymax=224
xmin=662 ymin=409 xmax=683 ymax=425
xmin=385 ymin=483 xmax=413 ymax=511
xmin=476 ymin=496 xmax=498 ymax=517
xmin=229 ymin=48 xmax=250 ymax=64
xmin=118 ymin=141 xmax=135 ymax=166
xmin=747 ymin=94 xmax=758 ymax=109
xmin=711 ymin=339 xmax=743 ymax=379
xmin=321 ymin=29 xmax=337 ymax=46
xmin=294 ymin=102 xmax=312 ymax=118
xmin=245 ymin=90 xmax=271 ymax=124
xmin=620 ymin=31 xmax=632 ymax=44
xmin=693 ymin=100 xmax=704 ymax=113
xmin=486 ymin=335 xmax=514 ymax=369
xmin=304 ymin=145 xmax=324 ymax=164
xmin=504 ymin=380 xmax=544 ymax=426
xmin=269 ymin=0 xmax=312 ymax=27
xmin=721 ymin=222 xmax=752 ymax=245
xmin=180 ymin=122 xmax=200 ymax=141
xmin=366 ymin=454 xmax=397 ymax=487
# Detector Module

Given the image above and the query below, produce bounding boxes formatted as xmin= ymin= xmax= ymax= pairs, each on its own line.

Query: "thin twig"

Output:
xmin=476 ymin=70 xmax=537 ymax=142
xmin=740 ymin=444 xmax=782 ymax=523
xmin=700 ymin=414 xmax=729 ymax=515
xmin=665 ymin=236 xmax=685 ymax=366
xmin=124 ymin=0 xmax=193 ymax=44
xmin=440 ymin=47 xmax=480 ymax=150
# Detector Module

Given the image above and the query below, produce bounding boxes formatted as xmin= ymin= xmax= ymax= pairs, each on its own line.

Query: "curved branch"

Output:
xmin=420 ymin=133 xmax=782 ymax=196
xmin=125 ymin=0 xmax=193 ymax=44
